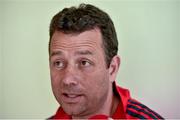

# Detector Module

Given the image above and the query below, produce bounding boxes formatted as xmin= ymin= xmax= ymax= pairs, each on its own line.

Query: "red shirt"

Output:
xmin=50 ymin=82 xmax=163 ymax=119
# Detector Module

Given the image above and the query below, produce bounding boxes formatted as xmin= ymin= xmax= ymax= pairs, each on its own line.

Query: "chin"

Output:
xmin=62 ymin=103 xmax=79 ymax=113
xmin=62 ymin=103 xmax=86 ymax=116
xmin=64 ymin=107 xmax=81 ymax=116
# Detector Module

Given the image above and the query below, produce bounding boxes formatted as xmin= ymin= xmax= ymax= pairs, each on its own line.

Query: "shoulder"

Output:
xmin=126 ymin=98 xmax=164 ymax=119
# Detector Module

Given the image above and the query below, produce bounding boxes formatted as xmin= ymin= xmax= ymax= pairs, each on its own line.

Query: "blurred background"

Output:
xmin=0 ymin=0 xmax=179 ymax=118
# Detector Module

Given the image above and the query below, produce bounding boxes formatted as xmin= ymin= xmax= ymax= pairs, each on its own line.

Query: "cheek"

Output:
xmin=50 ymin=67 xmax=64 ymax=83
xmin=82 ymin=69 xmax=110 ymax=109
xmin=83 ymin=69 xmax=110 ymax=95
xmin=51 ymin=70 xmax=58 ymax=84
xmin=50 ymin=70 xmax=62 ymax=93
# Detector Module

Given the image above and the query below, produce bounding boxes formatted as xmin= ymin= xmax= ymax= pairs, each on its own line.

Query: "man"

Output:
xmin=48 ymin=3 xmax=163 ymax=119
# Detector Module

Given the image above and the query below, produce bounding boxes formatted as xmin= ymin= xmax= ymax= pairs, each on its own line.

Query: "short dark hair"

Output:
xmin=49 ymin=3 xmax=118 ymax=68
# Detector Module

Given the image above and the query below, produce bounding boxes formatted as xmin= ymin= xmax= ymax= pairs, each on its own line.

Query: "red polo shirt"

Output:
xmin=49 ymin=82 xmax=163 ymax=119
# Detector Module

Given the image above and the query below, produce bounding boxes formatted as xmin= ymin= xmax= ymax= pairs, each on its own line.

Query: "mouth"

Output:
xmin=61 ymin=93 xmax=83 ymax=103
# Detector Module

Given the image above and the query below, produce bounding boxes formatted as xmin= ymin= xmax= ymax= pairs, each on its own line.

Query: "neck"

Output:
xmin=99 ymin=84 xmax=119 ymax=117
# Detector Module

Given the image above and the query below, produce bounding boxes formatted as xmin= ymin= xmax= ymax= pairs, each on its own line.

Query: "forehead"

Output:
xmin=50 ymin=28 xmax=103 ymax=53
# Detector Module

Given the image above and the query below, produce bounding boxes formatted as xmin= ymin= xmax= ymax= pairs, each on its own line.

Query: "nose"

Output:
xmin=62 ymin=65 xmax=78 ymax=87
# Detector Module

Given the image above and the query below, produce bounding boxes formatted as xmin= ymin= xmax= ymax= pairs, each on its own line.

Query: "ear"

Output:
xmin=108 ymin=55 xmax=120 ymax=83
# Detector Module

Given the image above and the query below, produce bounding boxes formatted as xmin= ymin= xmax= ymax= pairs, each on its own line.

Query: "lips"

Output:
xmin=61 ymin=93 xmax=83 ymax=103
xmin=64 ymin=93 xmax=81 ymax=98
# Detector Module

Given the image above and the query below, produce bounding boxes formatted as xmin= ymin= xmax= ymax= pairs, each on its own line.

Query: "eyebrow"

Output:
xmin=74 ymin=50 xmax=93 ymax=56
xmin=50 ymin=51 xmax=62 ymax=57
xmin=50 ymin=50 xmax=93 ymax=57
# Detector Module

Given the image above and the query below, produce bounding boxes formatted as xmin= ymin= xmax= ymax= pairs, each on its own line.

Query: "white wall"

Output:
xmin=0 ymin=0 xmax=179 ymax=119
xmin=0 ymin=1 xmax=3 ymax=117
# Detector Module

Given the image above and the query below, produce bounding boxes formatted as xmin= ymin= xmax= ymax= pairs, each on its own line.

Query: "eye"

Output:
xmin=80 ymin=60 xmax=91 ymax=67
xmin=53 ymin=60 xmax=65 ymax=69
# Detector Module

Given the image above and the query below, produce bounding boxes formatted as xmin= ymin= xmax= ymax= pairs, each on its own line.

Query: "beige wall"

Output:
xmin=0 ymin=0 xmax=179 ymax=118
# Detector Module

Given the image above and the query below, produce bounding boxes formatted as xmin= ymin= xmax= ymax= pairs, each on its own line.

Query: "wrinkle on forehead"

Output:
xmin=51 ymin=40 xmax=98 ymax=51
xmin=50 ymin=28 xmax=103 ymax=52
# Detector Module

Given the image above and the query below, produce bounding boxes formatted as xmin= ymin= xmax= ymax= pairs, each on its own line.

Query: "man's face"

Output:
xmin=49 ymin=28 xmax=113 ymax=117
